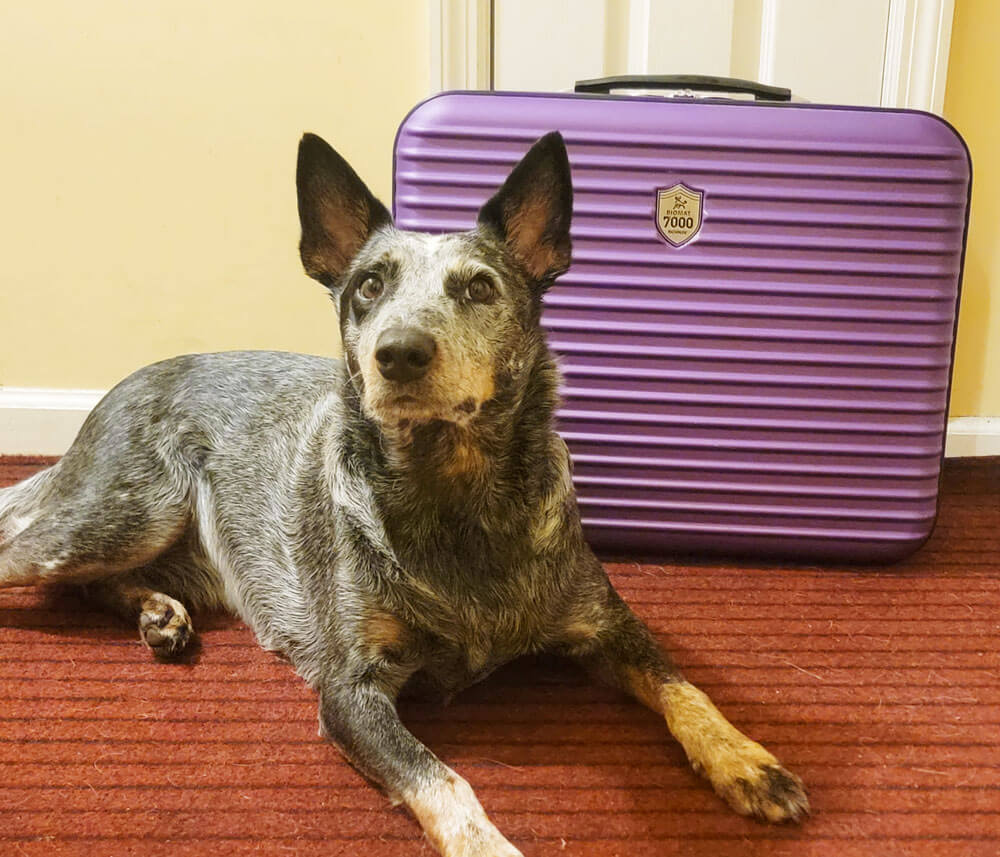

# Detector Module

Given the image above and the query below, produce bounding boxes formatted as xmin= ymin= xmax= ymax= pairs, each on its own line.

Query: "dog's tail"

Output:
xmin=0 ymin=464 xmax=58 ymax=545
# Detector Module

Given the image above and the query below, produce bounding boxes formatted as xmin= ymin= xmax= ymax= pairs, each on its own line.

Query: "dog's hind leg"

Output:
xmin=82 ymin=576 xmax=194 ymax=657
xmin=0 ymin=503 xmax=187 ymax=590
xmin=0 ymin=363 xmax=206 ymax=592
xmin=560 ymin=582 xmax=810 ymax=824
xmin=77 ymin=535 xmax=222 ymax=658
xmin=0 ymin=466 xmax=58 ymax=546
xmin=0 ymin=454 xmax=191 ymax=591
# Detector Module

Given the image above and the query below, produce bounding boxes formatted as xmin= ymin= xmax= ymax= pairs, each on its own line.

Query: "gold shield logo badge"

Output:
xmin=655 ymin=183 xmax=704 ymax=247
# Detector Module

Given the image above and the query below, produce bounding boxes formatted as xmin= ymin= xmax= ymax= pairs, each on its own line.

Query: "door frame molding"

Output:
xmin=429 ymin=0 xmax=491 ymax=92
xmin=880 ymin=0 xmax=956 ymax=112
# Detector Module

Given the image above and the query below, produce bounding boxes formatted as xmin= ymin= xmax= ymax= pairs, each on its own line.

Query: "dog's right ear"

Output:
xmin=296 ymin=133 xmax=392 ymax=289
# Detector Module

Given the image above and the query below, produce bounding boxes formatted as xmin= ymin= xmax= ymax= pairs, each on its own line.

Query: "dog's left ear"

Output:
xmin=296 ymin=133 xmax=392 ymax=289
xmin=477 ymin=131 xmax=573 ymax=285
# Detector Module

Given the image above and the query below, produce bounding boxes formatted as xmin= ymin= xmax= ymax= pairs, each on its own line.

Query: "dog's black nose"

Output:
xmin=374 ymin=327 xmax=437 ymax=382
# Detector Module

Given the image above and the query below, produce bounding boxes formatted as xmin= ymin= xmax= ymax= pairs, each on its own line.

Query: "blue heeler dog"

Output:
xmin=0 ymin=132 xmax=808 ymax=856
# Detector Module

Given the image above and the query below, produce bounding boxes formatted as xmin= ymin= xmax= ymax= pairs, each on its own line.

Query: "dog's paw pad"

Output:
xmin=724 ymin=761 xmax=810 ymax=824
xmin=139 ymin=594 xmax=193 ymax=658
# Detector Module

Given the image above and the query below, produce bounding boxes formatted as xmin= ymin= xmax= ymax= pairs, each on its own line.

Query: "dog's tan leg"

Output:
xmin=564 ymin=586 xmax=809 ymax=823
xmin=624 ymin=669 xmax=808 ymax=822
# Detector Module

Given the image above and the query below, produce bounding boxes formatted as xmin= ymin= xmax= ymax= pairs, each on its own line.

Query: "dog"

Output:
xmin=0 ymin=131 xmax=808 ymax=856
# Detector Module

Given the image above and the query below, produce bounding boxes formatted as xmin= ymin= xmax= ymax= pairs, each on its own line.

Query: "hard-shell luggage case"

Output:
xmin=392 ymin=76 xmax=972 ymax=562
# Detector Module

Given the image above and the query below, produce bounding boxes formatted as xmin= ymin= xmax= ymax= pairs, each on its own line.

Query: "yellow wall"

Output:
xmin=0 ymin=1 xmax=429 ymax=389
xmin=2 ymin=2 xmax=996 ymax=418
xmin=944 ymin=0 xmax=1000 ymax=416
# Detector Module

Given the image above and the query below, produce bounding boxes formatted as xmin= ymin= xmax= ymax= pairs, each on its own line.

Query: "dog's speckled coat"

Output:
xmin=0 ymin=132 xmax=807 ymax=856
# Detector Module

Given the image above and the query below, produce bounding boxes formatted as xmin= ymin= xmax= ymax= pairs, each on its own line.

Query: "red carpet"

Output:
xmin=1 ymin=454 xmax=998 ymax=856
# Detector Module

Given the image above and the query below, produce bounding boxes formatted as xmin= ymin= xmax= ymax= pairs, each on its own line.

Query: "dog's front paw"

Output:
xmin=444 ymin=821 xmax=523 ymax=857
xmin=138 ymin=593 xmax=193 ymax=658
xmin=711 ymin=745 xmax=809 ymax=823
xmin=409 ymin=772 xmax=523 ymax=857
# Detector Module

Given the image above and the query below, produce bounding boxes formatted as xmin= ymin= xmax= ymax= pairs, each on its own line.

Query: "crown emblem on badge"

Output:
xmin=656 ymin=184 xmax=704 ymax=247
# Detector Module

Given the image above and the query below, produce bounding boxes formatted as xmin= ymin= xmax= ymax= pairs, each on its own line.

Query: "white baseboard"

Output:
xmin=0 ymin=387 xmax=107 ymax=456
xmin=1 ymin=387 xmax=999 ymax=458
xmin=943 ymin=417 xmax=1000 ymax=457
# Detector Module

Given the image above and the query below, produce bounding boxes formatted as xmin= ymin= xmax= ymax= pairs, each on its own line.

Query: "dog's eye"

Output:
xmin=466 ymin=276 xmax=495 ymax=303
xmin=359 ymin=275 xmax=383 ymax=301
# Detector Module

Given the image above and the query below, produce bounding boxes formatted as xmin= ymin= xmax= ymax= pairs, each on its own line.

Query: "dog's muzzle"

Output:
xmin=374 ymin=326 xmax=437 ymax=383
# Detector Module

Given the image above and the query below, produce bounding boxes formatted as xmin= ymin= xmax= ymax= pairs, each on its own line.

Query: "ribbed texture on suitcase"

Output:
xmin=393 ymin=92 xmax=971 ymax=561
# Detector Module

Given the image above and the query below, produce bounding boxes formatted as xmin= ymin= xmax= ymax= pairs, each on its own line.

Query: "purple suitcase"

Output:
xmin=392 ymin=77 xmax=971 ymax=562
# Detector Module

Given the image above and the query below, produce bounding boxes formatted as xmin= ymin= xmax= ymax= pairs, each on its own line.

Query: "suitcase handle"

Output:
xmin=574 ymin=74 xmax=792 ymax=102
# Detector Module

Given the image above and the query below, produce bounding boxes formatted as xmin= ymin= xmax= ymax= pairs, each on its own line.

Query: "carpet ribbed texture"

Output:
xmin=1 ymin=455 xmax=997 ymax=856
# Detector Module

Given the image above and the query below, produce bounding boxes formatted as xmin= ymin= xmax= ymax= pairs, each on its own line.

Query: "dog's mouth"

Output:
xmin=365 ymin=388 xmax=473 ymax=424
xmin=365 ymin=388 xmax=484 ymax=430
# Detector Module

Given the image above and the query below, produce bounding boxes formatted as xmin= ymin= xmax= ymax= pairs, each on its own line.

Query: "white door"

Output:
xmin=481 ymin=0 xmax=954 ymax=112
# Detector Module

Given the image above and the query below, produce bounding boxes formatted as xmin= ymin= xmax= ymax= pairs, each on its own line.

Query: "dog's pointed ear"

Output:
xmin=296 ymin=133 xmax=392 ymax=288
xmin=477 ymin=131 xmax=573 ymax=284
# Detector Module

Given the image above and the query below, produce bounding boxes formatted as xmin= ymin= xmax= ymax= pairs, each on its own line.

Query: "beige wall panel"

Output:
xmin=767 ymin=0 xmax=890 ymax=105
xmin=495 ymin=0 xmax=608 ymax=91
xmin=645 ymin=0 xmax=736 ymax=76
